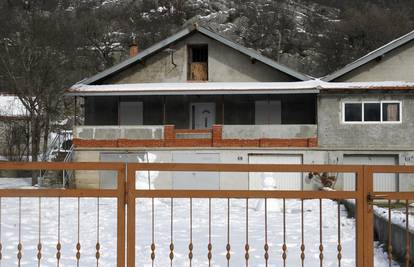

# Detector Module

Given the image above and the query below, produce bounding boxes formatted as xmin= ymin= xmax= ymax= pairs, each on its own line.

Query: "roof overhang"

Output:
xmin=67 ymin=81 xmax=414 ymax=97
xmin=67 ymin=82 xmax=321 ymax=96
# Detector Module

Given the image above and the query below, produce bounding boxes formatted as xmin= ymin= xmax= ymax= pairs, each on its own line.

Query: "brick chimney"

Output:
xmin=129 ymin=37 xmax=138 ymax=57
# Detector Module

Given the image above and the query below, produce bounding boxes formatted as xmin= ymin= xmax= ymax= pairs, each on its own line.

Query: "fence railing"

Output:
xmin=0 ymin=162 xmax=412 ymax=267
xmin=0 ymin=162 xmax=125 ymax=267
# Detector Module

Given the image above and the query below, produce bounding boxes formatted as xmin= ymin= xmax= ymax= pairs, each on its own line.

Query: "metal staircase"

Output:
xmin=39 ymin=130 xmax=74 ymax=188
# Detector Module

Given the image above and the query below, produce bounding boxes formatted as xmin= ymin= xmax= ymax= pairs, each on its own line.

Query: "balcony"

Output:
xmin=73 ymin=124 xmax=317 ymax=148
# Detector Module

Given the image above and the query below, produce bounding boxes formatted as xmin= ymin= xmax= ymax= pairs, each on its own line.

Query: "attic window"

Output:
xmin=188 ymin=45 xmax=208 ymax=81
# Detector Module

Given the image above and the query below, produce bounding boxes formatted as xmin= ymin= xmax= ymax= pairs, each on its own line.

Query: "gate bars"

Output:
xmin=0 ymin=162 xmax=126 ymax=267
xmin=127 ymin=163 xmax=367 ymax=267
xmin=364 ymin=165 xmax=414 ymax=267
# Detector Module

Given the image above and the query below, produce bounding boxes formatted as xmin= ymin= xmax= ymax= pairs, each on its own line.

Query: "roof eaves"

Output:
xmin=322 ymin=30 xmax=414 ymax=82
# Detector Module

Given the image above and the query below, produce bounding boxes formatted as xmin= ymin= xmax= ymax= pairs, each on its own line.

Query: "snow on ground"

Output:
xmin=0 ymin=179 xmax=400 ymax=266
xmin=374 ymin=205 xmax=414 ymax=232
xmin=0 ymin=95 xmax=27 ymax=117
xmin=0 ymin=178 xmax=32 ymax=189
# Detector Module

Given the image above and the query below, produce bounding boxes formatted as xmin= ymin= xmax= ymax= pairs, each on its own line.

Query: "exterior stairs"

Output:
xmin=38 ymin=131 xmax=74 ymax=188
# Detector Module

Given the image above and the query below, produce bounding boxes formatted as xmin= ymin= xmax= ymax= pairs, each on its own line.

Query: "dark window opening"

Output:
xmin=344 ymin=103 xmax=362 ymax=122
xmin=190 ymin=45 xmax=208 ymax=63
xmin=364 ymin=103 xmax=380 ymax=121
xmin=188 ymin=45 xmax=208 ymax=81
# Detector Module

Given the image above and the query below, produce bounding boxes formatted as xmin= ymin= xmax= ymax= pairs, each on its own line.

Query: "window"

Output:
xmin=363 ymin=103 xmax=380 ymax=122
xmin=382 ymin=102 xmax=400 ymax=122
xmin=188 ymin=44 xmax=208 ymax=81
xmin=190 ymin=45 xmax=208 ymax=62
xmin=344 ymin=103 xmax=362 ymax=122
xmin=343 ymin=101 xmax=401 ymax=123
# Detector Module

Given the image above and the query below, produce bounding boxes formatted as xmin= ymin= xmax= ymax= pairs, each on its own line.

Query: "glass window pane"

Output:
xmin=364 ymin=103 xmax=380 ymax=121
xmin=344 ymin=103 xmax=362 ymax=122
xmin=382 ymin=103 xmax=400 ymax=121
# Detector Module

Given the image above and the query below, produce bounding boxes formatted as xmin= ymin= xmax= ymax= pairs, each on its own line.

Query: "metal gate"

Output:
xmin=0 ymin=162 xmax=412 ymax=266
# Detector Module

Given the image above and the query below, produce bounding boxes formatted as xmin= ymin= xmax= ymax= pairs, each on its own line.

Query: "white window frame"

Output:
xmin=342 ymin=100 xmax=402 ymax=124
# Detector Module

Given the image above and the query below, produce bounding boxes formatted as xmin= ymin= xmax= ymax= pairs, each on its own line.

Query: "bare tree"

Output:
xmin=0 ymin=2 xmax=68 ymax=184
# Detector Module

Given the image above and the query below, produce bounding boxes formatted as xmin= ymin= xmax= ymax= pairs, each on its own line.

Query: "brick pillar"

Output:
xmin=164 ymin=125 xmax=175 ymax=147
xmin=212 ymin=124 xmax=222 ymax=147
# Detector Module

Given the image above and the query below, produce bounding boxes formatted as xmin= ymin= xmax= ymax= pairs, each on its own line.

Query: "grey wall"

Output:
xmin=318 ymin=93 xmax=414 ymax=149
xmin=101 ymin=32 xmax=298 ymax=84
xmin=335 ymin=42 xmax=414 ymax=82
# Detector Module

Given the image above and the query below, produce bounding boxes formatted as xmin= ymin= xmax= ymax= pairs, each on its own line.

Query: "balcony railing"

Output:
xmin=73 ymin=124 xmax=318 ymax=148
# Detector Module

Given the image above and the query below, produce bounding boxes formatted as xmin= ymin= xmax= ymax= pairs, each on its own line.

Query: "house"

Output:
xmin=0 ymin=94 xmax=30 ymax=162
xmin=68 ymin=25 xmax=414 ymax=192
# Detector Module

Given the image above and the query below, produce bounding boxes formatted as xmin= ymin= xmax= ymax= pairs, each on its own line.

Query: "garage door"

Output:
xmin=248 ymin=154 xmax=303 ymax=190
xmin=343 ymin=155 xmax=398 ymax=192
xmin=172 ymin=152 xmax=220 ymax=189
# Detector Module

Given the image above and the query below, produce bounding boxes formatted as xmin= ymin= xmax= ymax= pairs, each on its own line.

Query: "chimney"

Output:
xmin=129 ymin=37 xmax=138 ymax=57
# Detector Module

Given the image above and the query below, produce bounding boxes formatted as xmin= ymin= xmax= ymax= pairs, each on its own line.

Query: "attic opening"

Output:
xmin=188 ymin=44 xmax=208 ymax=81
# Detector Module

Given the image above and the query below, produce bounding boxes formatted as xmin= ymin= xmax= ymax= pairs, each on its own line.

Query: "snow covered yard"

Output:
xmin=0 ymin=178 xmax=400 ymax=266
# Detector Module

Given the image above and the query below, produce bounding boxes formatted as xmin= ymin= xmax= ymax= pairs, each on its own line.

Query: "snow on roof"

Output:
xmin=0 ymin=95 xmax=28 ymax=117
xmin=67 ymin=80 xmax=414 ymax=96
xmin=68 ymin=81 xmax=321 ymax=96
xmin=321 ymin=80 xmax=414 ymax=89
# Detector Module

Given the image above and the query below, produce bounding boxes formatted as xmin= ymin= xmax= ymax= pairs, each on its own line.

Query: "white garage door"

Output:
xmin=343 ymin=155 xmax=398 ymax=192
xmin=248 ymin=154 xmax=303 ymax=190
xmin=172 ymin=152 xmax=220 ymax=189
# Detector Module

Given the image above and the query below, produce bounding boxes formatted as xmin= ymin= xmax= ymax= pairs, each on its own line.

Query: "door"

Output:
xmin=119 ymin=101 xmax=143 ymax=125
xmin=190 ymin=102 xmax=215 ymax=129
xmin=248 ymin=154 xmax=303 ymax=190
xmin=255 ymin=100 xmax=281 ymax=124
xmin=172 ymin=152 xmax=220 ymax=189
xmin=343 ymin=155 xmax=398 ymax=191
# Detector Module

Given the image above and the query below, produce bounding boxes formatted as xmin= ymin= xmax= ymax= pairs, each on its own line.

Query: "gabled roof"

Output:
xmin=79 ymin=25 xmax=311 ymax=85
xmin=322 ymin=30 xmax=414 ymax=82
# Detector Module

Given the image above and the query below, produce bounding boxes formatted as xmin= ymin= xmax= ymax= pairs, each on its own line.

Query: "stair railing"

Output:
xmin=62 ymin=144 xmax=75 ymax=187
xmin=39 ymin=130 xmax=73 ymax=184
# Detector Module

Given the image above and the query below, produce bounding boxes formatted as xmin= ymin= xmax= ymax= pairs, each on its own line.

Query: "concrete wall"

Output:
xmin=222 ymin=125 xmax=317 ymax=139
xmin=335 ymin=42 xmax=414 ymax=82
xmin=102 ymin=32 xmax=297 ymax=84
xmin=74 ymin=126 xmax=164 ymax=140
xmin=73 ymin=147 xmax=414 ymax=191
xmin=73 ymin=147 xmax=326 ymax=190
xmin=318 ymin=94 xmax=414 ymax=150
